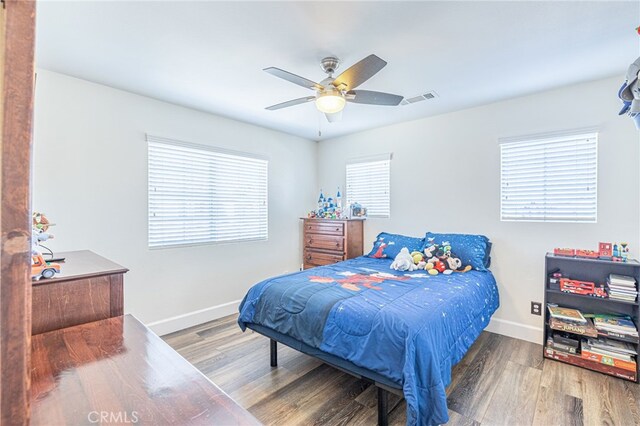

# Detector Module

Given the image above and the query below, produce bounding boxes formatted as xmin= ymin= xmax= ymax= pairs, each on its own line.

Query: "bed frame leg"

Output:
xmin=270 ymin=339 xmax=278 ymax=367
xmin=377 ymin=386 xmax=389 ymax=426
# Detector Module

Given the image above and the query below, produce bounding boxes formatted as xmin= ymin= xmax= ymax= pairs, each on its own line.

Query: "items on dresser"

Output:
xmin=302 ymin=218 xmax=364 ymax=269
xmin=31 ymin=250 xmax=128 ymax=335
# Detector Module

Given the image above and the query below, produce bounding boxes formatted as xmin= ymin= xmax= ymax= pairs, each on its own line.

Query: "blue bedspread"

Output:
xmin=238 ymin=256 xmax=499 ymax=425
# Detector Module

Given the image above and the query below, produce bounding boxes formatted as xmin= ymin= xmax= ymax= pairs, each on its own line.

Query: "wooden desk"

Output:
xmin=32 ymin=250 xmax=128 ymax=334
xmin=31 ymin=315 xmax=259 ymax=425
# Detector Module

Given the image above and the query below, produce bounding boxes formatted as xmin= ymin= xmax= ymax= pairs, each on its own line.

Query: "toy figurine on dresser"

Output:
xmin=310 ymin=187 xmax=348 ymax=219
xmin=31 ymin=212 xmax=61 ymax=280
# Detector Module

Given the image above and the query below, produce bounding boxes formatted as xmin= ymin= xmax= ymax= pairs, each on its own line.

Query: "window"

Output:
xmin=500 ymin=131 xmax=597 ymax=223
xmin=147 ymin=135 xmax=268 ymax=248
xmin=346 ymin=154 xmax=391 ymax=218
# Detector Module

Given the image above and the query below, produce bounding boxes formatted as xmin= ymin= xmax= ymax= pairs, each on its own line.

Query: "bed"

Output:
xmin=238 ymin=253 xmax=499 ymax=425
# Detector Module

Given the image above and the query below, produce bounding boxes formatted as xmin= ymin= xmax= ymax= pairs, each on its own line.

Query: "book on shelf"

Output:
xmin=606 ymin=287 xmax=637 ymax=296
xmin=586 ymin=337 xmax=637 ymax=356
xmin=547 ymin=305 xmax=587 ymax=324
xmin=596 ymin=328 xmax=640 ymax=344
xmin=549 ymin=316 xmax=598 ymax=337
xmin=544 ymin=346 xmax=637 ymax=382
xmin=607 ymin=294 xmax=638 ymax=303
xmin=592 ymin=315 xmax=639 ymax=337
xmin=608 ymin=274 xmax=637 ymax=287
xmin=581 ymin=341 xmax=637 ymax=372
xmin=605 ymin=275 xmax=638 ymax=302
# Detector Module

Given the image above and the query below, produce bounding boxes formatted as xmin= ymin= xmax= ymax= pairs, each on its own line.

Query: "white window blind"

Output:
xmin=500 ymin=132 xmax=597 ymax=223
xmin=148 ymin=135 xmax=268 ymax=248
xmin=346 ymin=155 xmax=391 ymax=218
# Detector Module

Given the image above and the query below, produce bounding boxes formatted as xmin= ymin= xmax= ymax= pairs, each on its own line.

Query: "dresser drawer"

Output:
xmin=305 ymin=233 xmax=344 ymax=251
xmin=304 ymin=250 xmax=344 ymax=268
xmin=304 ymin=221 xmax=344 ymax=236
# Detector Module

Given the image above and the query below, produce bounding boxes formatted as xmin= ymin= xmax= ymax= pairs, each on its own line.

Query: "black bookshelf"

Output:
xmin=543 ymin=253 xmax=640 ymax=382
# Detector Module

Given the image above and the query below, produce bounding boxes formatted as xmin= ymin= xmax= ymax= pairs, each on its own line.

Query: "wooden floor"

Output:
xmin=163 ymin=315 xmax=640 ymax=425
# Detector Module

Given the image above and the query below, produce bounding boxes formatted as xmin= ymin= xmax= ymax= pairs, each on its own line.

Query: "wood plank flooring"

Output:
xmin=163 ymin=315 xmax=640 ymax=425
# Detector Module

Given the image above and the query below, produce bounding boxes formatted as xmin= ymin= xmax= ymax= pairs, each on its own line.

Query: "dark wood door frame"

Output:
xmin=1 ymin=0 xmax=37 ymax=424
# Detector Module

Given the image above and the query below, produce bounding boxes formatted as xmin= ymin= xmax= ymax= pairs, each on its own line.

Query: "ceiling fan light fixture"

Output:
xmin=315 ymin=92 xmax=346 ymax=114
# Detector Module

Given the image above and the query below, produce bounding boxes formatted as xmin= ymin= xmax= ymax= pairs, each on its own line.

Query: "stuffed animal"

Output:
xmin=423 ymin=242 xmax=439 ymax=260
xmin=390 ymin=247 xmax=418 ymax=272
xmin=410 ymin=251 xmax=426 ymax=270
xmin=424 ymin=247 xmax=472 ymax=275
xmin=444 ymin=253 xmax=473 ymax=273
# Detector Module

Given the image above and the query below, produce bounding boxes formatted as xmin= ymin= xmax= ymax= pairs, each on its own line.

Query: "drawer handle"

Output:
xmin=336 ymin=242 xmax=340 ymax=247
xmin=335 ymin=227 xmax=340 ymax=231
xmin=308 ymin=239 xmax=313 ymax=244
xmin=307 ymin=255 xmax=311 ymax=260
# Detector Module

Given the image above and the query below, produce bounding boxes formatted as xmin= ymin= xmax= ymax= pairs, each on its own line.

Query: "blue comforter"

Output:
xmin=238 ymin=256 xmax=499 ymax=425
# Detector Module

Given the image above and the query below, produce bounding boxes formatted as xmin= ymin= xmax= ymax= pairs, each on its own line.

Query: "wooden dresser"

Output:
xmin=31 ymin=250 xmax=128 ymax=335
xmin=302 ymin=218 xmax=364 ymax=269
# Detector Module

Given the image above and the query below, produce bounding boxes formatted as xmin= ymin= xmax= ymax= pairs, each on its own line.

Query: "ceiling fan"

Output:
xmin=263 ymin=54 xmax=403 ymax=122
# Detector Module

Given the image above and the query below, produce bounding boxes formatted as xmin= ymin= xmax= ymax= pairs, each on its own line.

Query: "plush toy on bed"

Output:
xmin=390 ymin=247 xmax=418 ymax=271
xmin=423 ymin=241 xmax=472 ymax=275
xmin=410 ymin=251 xmax=427 ymax=270
xmin=443 ymin=254 xmax=472 ymax=274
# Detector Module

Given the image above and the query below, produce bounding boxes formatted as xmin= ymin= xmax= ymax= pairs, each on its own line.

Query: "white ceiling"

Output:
xmin=36 ymin=1 xmax=640 ymax=141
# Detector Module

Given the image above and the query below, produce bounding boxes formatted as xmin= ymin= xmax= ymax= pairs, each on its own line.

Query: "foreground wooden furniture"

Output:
xmin=31 ymin=250 xmax=128 ymax=334
xmin=302 ymin=218 xmax=364 ymax=269
xmin=31 ymin=314 xmax=259 ymax=425
xmin=0 ymin=1 xmax=37 ymax=423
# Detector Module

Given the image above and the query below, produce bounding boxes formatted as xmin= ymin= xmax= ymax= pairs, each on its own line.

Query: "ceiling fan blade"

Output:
xmin=331 ymin=54 xmax=387 ymax=90
xmin=263 ymin=67 xmax=323 ymax=91
xmin=265 ymin=96 xmax=315 ymax=111
xmin=346 ymin=90 xmax=403 ymax=106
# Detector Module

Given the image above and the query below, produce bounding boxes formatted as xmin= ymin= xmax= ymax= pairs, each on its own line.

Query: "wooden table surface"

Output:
xmin=31 ymin=314 xmax=260 ymax=425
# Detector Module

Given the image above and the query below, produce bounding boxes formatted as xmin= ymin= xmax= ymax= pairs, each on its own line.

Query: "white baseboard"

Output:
xmin=485 ymin=317 xmax=543 ymax=344
xmin=147 ymin=299 xmax=242 ymax=336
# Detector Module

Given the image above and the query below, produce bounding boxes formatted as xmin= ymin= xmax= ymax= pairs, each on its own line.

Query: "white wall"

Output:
xmin=317 ymin=76 xmax=640 ymax=343
xmin=34 ymin=70 xmax=639 ymax=343
xmin=32 ymin=70 xmax=317 ymax=334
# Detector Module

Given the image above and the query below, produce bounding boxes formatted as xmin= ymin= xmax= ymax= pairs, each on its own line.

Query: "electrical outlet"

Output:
xmin=531 ymin=301 xmax=542 ymax=316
